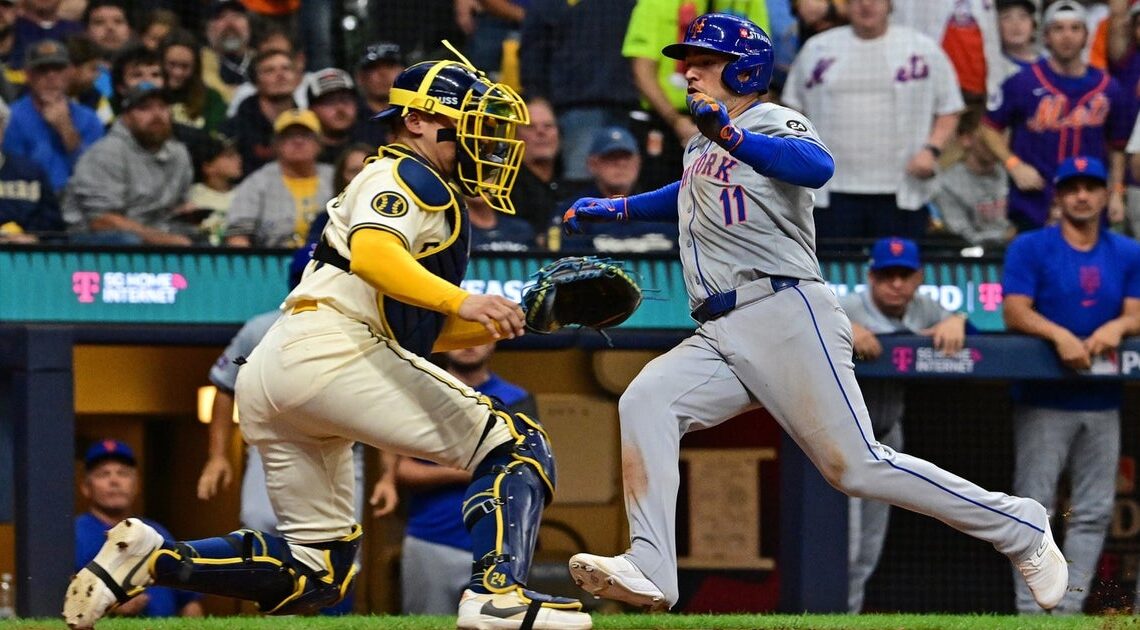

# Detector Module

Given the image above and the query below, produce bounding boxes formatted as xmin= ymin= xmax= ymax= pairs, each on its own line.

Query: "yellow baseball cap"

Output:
xmin=273 ymin=108 xmax=321 ymax=135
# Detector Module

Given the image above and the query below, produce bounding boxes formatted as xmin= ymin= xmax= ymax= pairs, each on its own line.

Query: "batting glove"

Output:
xmin=687 ymin=93 xmax=743 ymax=150
xmin=562 ymin=197 xmax=629 ymax=234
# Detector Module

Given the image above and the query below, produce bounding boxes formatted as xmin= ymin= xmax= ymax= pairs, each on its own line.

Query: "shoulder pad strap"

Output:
xmin=393 ymin=155 xmax=456 ymax=212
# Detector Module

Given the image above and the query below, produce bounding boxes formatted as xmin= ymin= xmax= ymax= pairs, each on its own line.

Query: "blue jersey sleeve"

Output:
xmin=626 ymin=181 xmax=681 ymax=222
xmin=1106 ymin=78 xmax=1132 ymax=148
xmin=985 ymin=72 xmax=1021 ymax=130
xmin=1121 ymin=238 xmax=1140 ymax=298
xmin=728 ymin=130 xmax=834 ymax=189
xmin=1002 ymin=233 xmax=1039 ymax=299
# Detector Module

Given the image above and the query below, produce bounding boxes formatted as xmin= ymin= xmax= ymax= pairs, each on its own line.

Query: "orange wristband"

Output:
xmin=1004 ymin=155 xmax=1022 ymax=171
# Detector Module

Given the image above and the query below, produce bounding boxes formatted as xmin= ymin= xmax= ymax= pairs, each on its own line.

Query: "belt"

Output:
xmin=290 ymin=299 xmax=319 ymax=315
xmin=691 ymin=276 xmax=799 ymax=324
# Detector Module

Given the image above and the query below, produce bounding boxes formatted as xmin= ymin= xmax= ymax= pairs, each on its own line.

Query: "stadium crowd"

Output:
xmin=2 ymin=0 xmax=1136 ymax=256
xmin=5 ymin=0 xmax=1135 ymax=619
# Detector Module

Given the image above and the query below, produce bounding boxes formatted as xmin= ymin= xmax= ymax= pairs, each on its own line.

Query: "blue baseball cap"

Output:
xmin=589 ymin=126 xmax=639 ymax=157
xmin=869 ymin=237 xmax=921 ymax=271
xmin=1053 ymin=156 xmax=1107 ymax=187
xmin=84 ymin=438 xmax=136 ymax=470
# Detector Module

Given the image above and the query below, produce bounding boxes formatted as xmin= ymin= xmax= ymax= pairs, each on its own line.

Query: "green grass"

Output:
xmin=3 ymin=615 xmax=1140 ymax=630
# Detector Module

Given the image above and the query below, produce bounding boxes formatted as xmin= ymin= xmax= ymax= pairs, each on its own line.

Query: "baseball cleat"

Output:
xmin=63 ymin=518 xmax=164 ymax=629
xmin=1015 ymin=520 xmax=1068 ymax=610
xmin=456 ymin=587 xmax=592 ymax=630
xmin=568 ymin=553 xmax=666 ymax=611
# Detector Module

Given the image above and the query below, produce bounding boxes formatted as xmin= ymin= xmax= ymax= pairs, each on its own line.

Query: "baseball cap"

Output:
xmin=274 ymin=108 xmax=321 ymax=135
xmin=84 ymin=438 xmax=137 ymax=470
xmin=24 ymin=38 xmax=70 ymax=70
xmin=307 ymin=68 xmax=355 ymax=103
xmin=590 ymin=126 xmax=639 ymax=157
xmin=1043 ymin=0 xmax=1087 ymax=27
xmin=357 ymin=42 xmax=404 ymax=70
xmin=997 ymin=0 xmax=1037 ymax=14
xmin=1054 ymin=156 xmax=1107 ymax=186
xmin=869 ymin=237 xmax=921 ymax=271
xmin=120 ymin=81 xmax=167 ymax=111
xmin=208 ymin=0 xmax=246 ymax=19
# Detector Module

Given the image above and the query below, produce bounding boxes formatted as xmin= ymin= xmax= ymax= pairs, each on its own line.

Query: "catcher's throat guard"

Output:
xmin=522 ymin=256 xmax=642 ymax=334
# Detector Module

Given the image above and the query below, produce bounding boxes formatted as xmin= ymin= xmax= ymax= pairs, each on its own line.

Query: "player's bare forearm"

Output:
xmin=631 ymin=57 xmax=686 ymax=132
xmin=1003 ymin=294 xmax=1073 ymax=344
xmin=395 ymin=456 xmax=473 ymax=488
xmin=1109 ymin=298 xmax=1140 ymax=337
xmin=207 ymin=389 xmax=235 ymax=458
xmin=1108 ymin=0 xmax=1131 ymax=63
xmin=925 ymin=112 xmax=959 ymax=155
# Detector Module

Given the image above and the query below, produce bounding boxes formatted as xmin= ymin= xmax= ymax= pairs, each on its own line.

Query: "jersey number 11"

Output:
xmin=720 ymin=186 xmax=747 ymax=225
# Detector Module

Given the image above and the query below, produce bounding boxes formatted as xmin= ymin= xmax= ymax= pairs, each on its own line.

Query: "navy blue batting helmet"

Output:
xmin=662 ymin=13 xmax=774 ymax=95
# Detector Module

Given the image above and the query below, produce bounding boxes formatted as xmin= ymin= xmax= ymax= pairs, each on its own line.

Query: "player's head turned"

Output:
xmin=373 ymin=56 xmax=530 ymax=214
xmin=662 ymin=12 xmax=773 ymax=95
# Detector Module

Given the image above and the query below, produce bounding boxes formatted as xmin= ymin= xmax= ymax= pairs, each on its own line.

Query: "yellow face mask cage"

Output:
xmin=455 ymin=82 xmax=529 ymax=215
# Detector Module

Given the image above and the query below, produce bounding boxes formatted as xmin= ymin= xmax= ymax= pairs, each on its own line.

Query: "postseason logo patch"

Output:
xmin=371 ymin=192 xmax=409 ymax=217
xmin=786 ymin=120 xmax=808 ymax=133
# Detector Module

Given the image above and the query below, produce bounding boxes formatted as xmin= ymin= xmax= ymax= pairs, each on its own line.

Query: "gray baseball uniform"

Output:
xmin=838 ymin=290 xmax=954 ymax=612
xmin=619 ymin=102 xmax=1047 ymax=607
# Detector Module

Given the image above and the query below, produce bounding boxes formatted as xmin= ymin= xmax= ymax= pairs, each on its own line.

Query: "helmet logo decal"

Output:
xmin=692 ymin=17 xmax=706 ymax=35
xmin=371 ymin=192 xmax=410 ymax=218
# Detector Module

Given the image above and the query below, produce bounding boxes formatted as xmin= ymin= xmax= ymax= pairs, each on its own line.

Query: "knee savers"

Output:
xmin=149 ymin=525 xmax=361 ymax=615
xmin=463 ymin=411 xmax=557 ymax=592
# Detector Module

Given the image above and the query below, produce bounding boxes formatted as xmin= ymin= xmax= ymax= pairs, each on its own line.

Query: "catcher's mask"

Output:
xmin=373 ymin=53 xmax=529 ymax=214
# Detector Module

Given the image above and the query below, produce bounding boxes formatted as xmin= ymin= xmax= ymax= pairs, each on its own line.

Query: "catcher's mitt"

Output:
xmin=522 ymin=256 xmax=642 ymax=334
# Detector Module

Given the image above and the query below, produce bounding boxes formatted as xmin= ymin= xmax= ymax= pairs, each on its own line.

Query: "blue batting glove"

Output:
xmin=687 ymin=93 xmax=743 ymax=150
xmin=562 ymin=197 xmax=629 ymax=234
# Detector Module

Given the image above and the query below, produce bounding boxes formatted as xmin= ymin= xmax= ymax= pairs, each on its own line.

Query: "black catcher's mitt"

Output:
xmin=522 ymin=256 xmax=642 ymax=334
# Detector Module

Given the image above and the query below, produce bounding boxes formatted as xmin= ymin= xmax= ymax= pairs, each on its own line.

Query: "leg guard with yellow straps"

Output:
xmin=463 ymin=410 xmax=557 ymax=593
xmin=148 ymin=525 xmax=361 ymax=615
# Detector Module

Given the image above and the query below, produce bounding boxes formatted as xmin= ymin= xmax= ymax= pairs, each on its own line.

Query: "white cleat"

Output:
xmin=63 ymin=518 xmax=164 ymax=629
xmin=1015 ymin=520 xmax=1069 ymax=610
xmin=568 ymin=553 xmax=667 ymax=611
xmin=457 ymin=588 xmax=592 ymax=630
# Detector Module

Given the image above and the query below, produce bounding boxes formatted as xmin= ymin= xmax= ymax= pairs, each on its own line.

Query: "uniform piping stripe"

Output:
xmin=790 ymin=285 xmax=1044 ymax=534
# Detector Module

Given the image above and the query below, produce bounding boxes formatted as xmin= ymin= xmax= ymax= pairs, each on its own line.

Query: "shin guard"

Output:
xmin=149 ymin=525 xmax=361 ymax=615
xmin=463 ymin=411 xmax=557 ymax=593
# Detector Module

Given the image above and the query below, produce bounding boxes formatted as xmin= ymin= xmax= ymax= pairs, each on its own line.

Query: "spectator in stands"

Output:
xmin=10 ymin=0 xmax=81 ymax=70
xmin=622 ymin=0 xmax=770 ymax=191
xmin=468 ymin=193 xmax=535 ymax=252
xmin=783 ymin=0 xmax=963 ymax=245
xmin=0 ymin=0 xmax=16 ymax=72
xmin=841 ymin=236 xmax=968 ymax=613
xmin=520 ymin=0 xmax=639 ymax=186
xmin=110 ymin=44 xmax=162 ymax=115
xmin=397 ymin=342 xmax=537 ymax=614
xmin=793 ymin=0 xmax=849 ymax=44
xmin=201 ymin=0 xmax=253 ymax=104
xmin=67 ymin=34 xmax=113 ymax=124
xmin=332 ymin=142 xmax=372 ymax=192
xmin=190 ymin=133 xmax=242 ymax=245
xmin=226 ymin=27 xmax=313 ymax=117
xmin=139 ymin=8 xmax=179 ymax=52
xmin=891 ymin=0 xmax=1003 ymax=104
xmin=0 ymin=117 xmax=63 ymax=243
xmin=996 ymin=0 xmax=1042 ymax=83
xmin=354 ymin=41 xmax=404 ymax=148
xmin=162 ymin=28 xmax=227 ymax=132
xmin=1124 ymin=97 xmax=1140 ymax=235
xmin=225 ymin=108 xmax=332 ymax=247
xmin=932 ymin=110 xmax=1015 ymax=249
xmin=64 ymin=82 xmax=195 ymax=246
xmin=557 ymin=126 xmax=678 ymax=254
xmin=1002 ymin=155 xmax=1140 ymax=614
xmin=222 ymin=49 xmax=300 ymax=177
xmin=83 ymin=0 xmax=132 ymax=60
xmin=981 ymin=1 xmax=1130 ymax=232
xmin=76 ymin=439 xmax=204 ymax=619
xmin=307 ymin=67 xmax=360 ymax=164
xmin=507 ymin=97 xmax=565 ymax=235
xmin=2 ymin=39 xmax=103 ymax=193
xmin=461 ymin=0 xmax=524 ymax=77
xmin=298 ymin=0 xmax=334 ymax=71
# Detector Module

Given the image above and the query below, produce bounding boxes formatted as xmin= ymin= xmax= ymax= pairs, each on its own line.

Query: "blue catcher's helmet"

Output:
xmin=662 ymin=13 xmax=774 ymax=95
